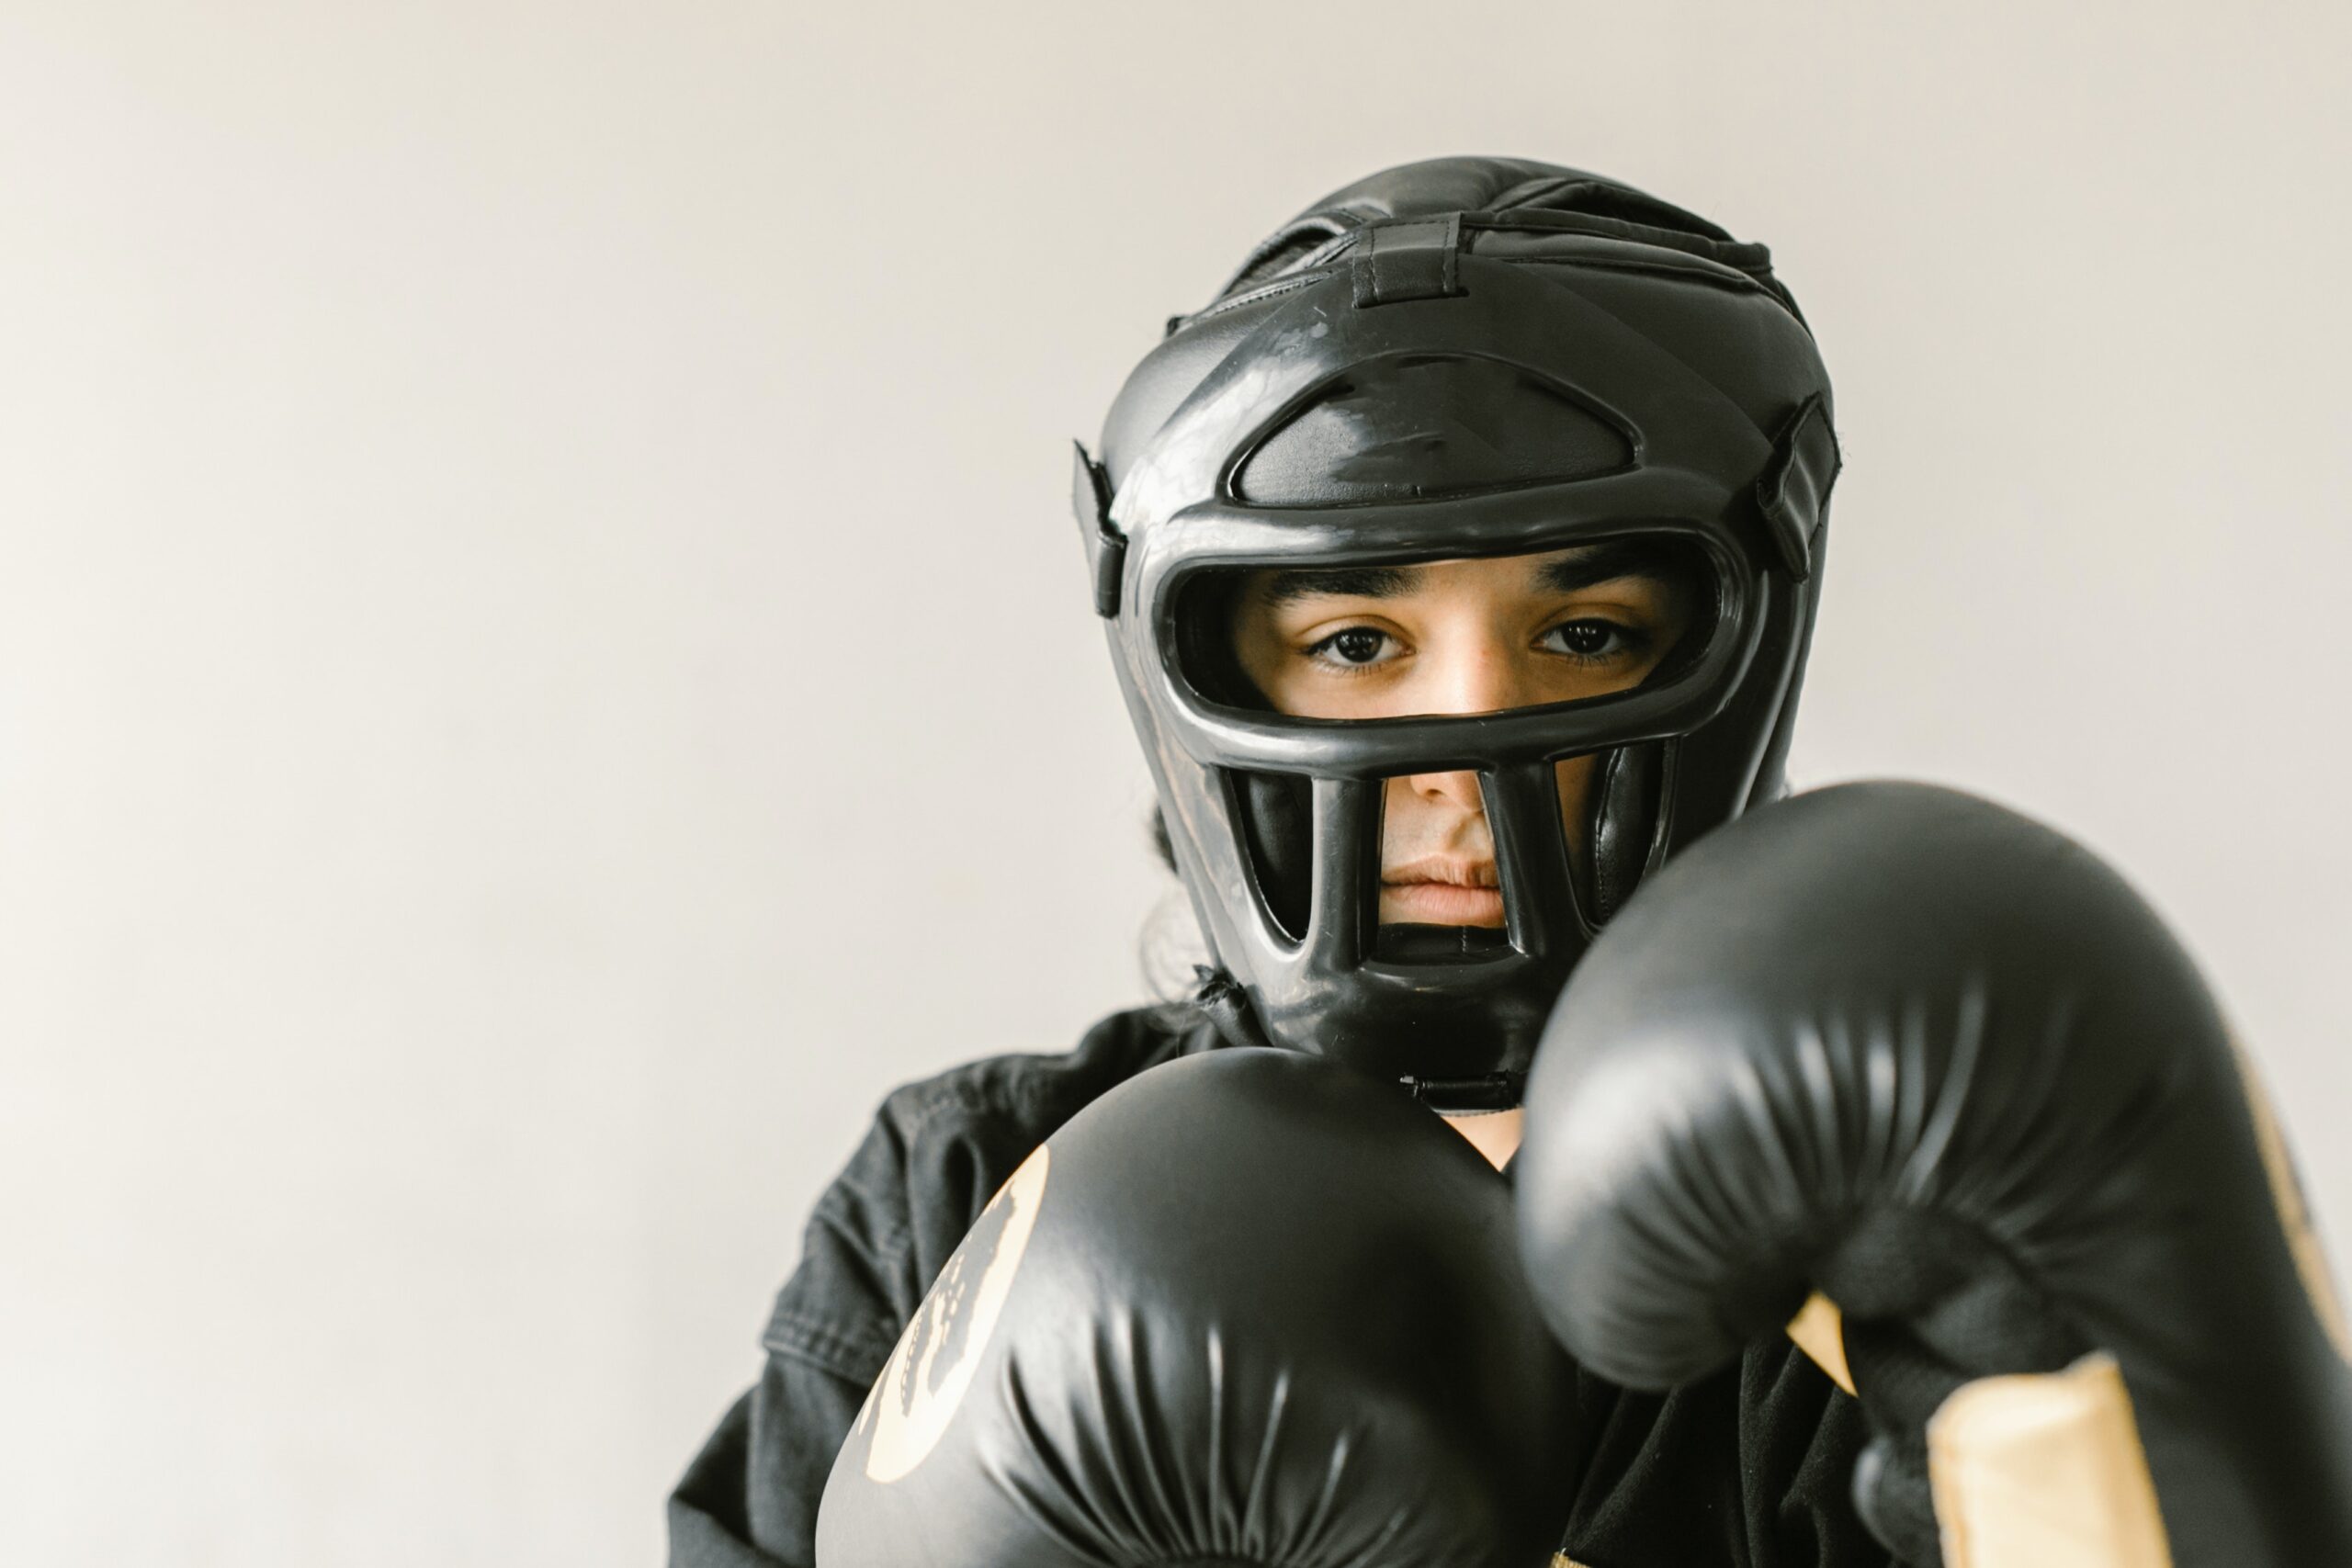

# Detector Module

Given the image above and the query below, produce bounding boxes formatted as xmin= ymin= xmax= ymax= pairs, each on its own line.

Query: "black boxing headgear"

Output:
xmin=1074 ymin=157 xmax=1840 ymax=1109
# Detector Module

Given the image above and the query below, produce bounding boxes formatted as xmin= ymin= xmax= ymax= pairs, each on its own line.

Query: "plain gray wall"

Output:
xmin=4 ymin=2 xmax=2346 ymax=1562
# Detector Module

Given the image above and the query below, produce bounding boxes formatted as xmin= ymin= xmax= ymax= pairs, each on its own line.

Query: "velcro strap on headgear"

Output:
xmin=1351 ymin=213 xmax=1466 ymax=308
xmin=1069 ymin=441 xmax=1125 ymax=618
xmin=1755 ymin=392 xmax=1841 ymax=581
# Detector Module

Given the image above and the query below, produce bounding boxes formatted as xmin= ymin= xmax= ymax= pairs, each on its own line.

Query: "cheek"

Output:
xmin=1378 ymin=775 xmax=1428 ymax=849
xmin=1228 ymin=622 xmax=1293 ymax=711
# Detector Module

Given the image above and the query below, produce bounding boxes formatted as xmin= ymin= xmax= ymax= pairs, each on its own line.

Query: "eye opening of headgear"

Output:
xmin=1147 ymin=524 xmax=1755 ymax=779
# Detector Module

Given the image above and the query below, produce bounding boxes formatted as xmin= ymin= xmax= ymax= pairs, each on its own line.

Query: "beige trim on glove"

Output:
xmin=1928 ymin=1351 xmax=2172 ymax=1568
xmin=856 ymin=1145 xmax=1051 ymax=1483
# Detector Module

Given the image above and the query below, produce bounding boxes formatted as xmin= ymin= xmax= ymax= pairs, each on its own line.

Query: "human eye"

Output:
xmin=1304 ymin=625 xmax=1400 ymax=671
xmin=1538 ymin=617 xmax=1649 ymax=663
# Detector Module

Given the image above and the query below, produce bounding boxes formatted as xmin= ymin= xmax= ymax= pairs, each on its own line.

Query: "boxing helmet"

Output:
xmin=1075 ymin=157 xmax=1840 ymax=1108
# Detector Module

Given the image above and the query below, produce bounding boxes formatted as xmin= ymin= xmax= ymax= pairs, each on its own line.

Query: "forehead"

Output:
xmin=1252 ymin=542 xmax=1687 ymax=607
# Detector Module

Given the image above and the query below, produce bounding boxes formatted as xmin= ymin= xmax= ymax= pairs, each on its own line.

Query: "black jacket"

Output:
xmin=667 ymin=1006 xmax=1892 ymax=1568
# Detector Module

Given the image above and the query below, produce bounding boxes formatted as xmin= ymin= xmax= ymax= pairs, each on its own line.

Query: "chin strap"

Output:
xmin=1191 ymin=966 xmax=1526 ymax=1111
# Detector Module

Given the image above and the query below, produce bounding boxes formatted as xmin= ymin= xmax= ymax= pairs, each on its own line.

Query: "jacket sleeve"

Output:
xmin=667 ymin=1359 xmax=870 ymax=1568
xmin=666 ymin=1082 xmax=1043 ymax=1568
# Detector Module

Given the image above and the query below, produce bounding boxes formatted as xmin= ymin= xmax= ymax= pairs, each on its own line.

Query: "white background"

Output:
xmin=4 ymin=3 xmax=2347 ymax=1562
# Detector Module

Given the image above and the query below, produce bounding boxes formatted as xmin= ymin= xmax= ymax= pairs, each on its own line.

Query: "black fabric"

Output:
xmin=668 ymin=1008 xmax=1215 ymax=1567
xmin=668 ymin=1003 xmax=1888 ymax=1568
xmin=1559 ymin=1346 xmax=1893 ymax=1568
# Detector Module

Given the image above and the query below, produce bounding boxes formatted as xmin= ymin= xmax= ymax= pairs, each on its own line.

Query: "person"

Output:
xmin=669 ymin=155 xmax=1881 ymax=1567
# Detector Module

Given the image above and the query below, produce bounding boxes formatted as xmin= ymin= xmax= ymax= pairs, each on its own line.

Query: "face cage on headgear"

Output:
xmin=1075 ymin=231 xmax=1838 ymax=1109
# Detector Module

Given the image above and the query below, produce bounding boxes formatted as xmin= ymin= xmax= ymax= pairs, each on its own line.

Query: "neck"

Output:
xmin=1441 ymin=1107 xmax=1524 ymax=1170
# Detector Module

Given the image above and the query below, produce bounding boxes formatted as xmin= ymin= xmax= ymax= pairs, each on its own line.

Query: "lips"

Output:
xmin=1380 ymin=858 xmax=1505 ymax=928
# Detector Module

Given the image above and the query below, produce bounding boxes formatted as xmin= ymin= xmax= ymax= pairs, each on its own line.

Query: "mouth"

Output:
xmin=1379 ymin=859 xmax=1505 ymax=928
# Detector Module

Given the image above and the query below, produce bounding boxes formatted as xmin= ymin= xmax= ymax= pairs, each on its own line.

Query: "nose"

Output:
xmin=1396 ymin=641 xmax=1533 ymax=813
xmin=1429 ymin=640 xmax=1535 ymax=718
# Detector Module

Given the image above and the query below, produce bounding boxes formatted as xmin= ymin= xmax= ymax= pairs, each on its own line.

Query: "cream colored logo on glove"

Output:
xmin=855 ymin=1145 xmax=1051 ymax=1483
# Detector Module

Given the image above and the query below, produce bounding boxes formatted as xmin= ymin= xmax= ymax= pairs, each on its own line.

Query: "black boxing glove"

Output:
xmin=817 ymin=1048 xmax=1577 ymax=1568
xmin=1514 ymin=782 xmax=2352 ymax=1567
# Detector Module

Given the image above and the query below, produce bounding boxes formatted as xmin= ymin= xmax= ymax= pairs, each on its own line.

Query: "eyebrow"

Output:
xmin=1256 ymin=544 xmax=1690 ymax=607
xmin=1533 ymin=542 xmax=1691 ymax=594
xmin=1255 ymin=565 xmax=1420 ymax=606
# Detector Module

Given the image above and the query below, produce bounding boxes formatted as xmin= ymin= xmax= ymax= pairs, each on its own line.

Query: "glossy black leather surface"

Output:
xmin=1517 ymin=782 xmax=2352 ymax=1566
xmin=816 ymin=1048 xmax=1576 ymax=1567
